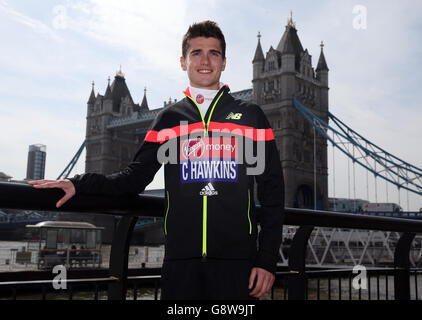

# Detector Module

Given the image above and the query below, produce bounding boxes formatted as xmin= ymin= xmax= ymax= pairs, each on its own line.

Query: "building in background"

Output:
xmin=26 ymin=144 xmax=46 ymax=180
xmin=252 ymin=15 xmax=329 ymax=210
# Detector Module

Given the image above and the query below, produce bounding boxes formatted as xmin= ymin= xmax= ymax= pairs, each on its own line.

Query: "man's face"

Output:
xmin=180 ymin=37 xmax=226 ymax=90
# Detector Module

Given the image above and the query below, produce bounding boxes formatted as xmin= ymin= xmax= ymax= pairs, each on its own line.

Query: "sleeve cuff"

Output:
xmin=254 ymin=250 xmax=279 ymax=274
xmin=67 ymin=175 xmax=81 ymax=194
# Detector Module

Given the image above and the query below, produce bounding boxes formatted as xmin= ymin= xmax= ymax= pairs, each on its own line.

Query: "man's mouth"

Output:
xmin=198 ymin=69 xmax=212 ymax=74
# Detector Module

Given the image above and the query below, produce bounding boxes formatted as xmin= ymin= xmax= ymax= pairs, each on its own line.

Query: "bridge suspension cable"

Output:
xmin=57 ymin=141 xmax=86 ymax=180
xmin=292 ymin=97 xmax=422 ymax=198
xmin=331 ymin=130 xmax=336 ymax=209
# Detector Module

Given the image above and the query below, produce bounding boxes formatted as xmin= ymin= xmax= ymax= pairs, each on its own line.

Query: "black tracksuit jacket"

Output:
xmin=69 ymin=85 xmax=284 ymax=274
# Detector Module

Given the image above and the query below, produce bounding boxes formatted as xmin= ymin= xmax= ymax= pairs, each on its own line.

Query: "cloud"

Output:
xmin=62 ymin=0 xmax=188 ymax=75
xmin=0 ymin=1 xmax=61 ymax=42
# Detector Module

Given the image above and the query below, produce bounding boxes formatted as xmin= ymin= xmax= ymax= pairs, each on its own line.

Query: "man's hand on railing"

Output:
xmin=28 ymin=179 xmax=76 ymax=208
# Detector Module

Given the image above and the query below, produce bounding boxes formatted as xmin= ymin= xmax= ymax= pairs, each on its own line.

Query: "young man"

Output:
xmin=29 ymin=20 xmax=284 ymax=300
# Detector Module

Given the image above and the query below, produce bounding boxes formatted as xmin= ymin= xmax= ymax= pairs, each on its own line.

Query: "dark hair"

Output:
xmin=182 ymin=20 xmax=226 ymax=59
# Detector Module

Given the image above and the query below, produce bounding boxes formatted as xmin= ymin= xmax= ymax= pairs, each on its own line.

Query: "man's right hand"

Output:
xmin=28 ymin=179 xmax=76 ymax=208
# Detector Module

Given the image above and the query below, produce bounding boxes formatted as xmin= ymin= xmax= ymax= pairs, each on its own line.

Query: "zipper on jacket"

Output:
xmin=184 ymin=88 xmax=225 ymax=259
xmin=202 ymin=196 xmax=207 ymax=261
xmin=247 ymin=189 xmax=252 ymax=235
xmin=164 ymin=191 xmax=170 ymax=235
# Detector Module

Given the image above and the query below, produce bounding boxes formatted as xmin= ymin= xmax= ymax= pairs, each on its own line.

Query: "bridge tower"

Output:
xmin=85 ymin=68 xmax=143 ymax=175
xmin=252 ymin=14 xmax=329 ymax=210
xmin=59 ymin=68 xmax=146 ymax=242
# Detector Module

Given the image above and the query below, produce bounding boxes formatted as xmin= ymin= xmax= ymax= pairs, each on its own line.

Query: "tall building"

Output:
xmin=84 ymin=68 xmax=152 ymax=175
xmin=60 ymin=68 xmax=158 ymax=242
xmin=26 ymin=144 xmax=46 ymax=180
xmin=252 ymin=15 xmax=329 ymax=210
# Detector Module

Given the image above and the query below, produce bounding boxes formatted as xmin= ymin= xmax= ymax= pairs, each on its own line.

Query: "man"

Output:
xmin=29 ymin=20 xmax=284 ymax=300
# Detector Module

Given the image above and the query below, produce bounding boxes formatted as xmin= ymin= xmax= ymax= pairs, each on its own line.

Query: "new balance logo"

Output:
xmin=199 ymin=182 xmax=218 ymax=196
xmin=226 ymin=112 xmax=242 ymax=120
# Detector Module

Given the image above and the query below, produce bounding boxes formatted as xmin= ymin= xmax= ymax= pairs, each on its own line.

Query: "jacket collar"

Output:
xmin=183 ymin=84 xmax=230 ymax=99
xmin=183 ymin=85 xmax=231 ymax=124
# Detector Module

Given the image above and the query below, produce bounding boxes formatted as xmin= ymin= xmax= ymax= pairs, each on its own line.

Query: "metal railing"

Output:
xmin=0 ymin=274 xmax=162 ymax=300
xmin=1 ymin=181 xmax=422 ymax=300
xmin=0 ymin=276 xmax=118 ymax=300
xmin=271 ymin=268 xmax=422 ymax=300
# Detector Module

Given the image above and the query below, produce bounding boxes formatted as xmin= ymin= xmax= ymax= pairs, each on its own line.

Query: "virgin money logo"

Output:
xmin=182 ymin=139 xmax=205 ymax=159
xmin=156 ymin=120 xmax=267 ymax=175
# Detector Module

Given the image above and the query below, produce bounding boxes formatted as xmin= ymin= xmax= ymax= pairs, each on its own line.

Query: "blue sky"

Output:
xmin=1 ymin=0 xmax=422 ymax=210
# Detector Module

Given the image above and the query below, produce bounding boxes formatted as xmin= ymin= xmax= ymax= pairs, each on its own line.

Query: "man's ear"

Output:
xmin=180 ymin=56 xmax=187 ymax=71
xmin=222 ymin=57 xmax=226 ymax=71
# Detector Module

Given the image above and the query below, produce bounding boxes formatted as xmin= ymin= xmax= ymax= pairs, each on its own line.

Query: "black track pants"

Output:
xmin=160 ymin=258 xmax=258 ymax=300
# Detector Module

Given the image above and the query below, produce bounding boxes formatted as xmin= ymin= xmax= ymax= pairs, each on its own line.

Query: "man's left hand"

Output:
xmin=248 ymin=267 xmax=275 ymax=298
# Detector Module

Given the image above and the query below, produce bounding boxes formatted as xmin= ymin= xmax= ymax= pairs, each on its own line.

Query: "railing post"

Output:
xmin=394 ymin=232 xmax=415 ymax=300
xmin=287 ymin=225 xmax=314 ymax=300
xmin=107 ymin=216 xmax=137 ymax=300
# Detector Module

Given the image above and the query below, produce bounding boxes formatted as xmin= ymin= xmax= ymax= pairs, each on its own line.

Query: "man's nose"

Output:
xmin=200 ymin=53 xmax=210 ymax=65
